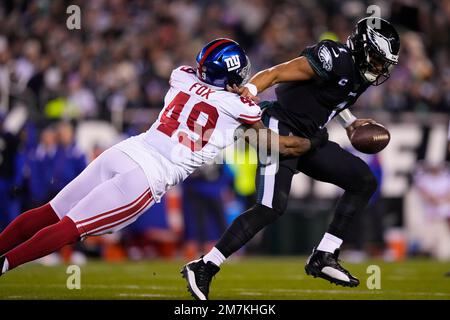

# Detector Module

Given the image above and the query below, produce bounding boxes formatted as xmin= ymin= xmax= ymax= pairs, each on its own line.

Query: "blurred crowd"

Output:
xmin=0 ymin=0 xmax=449 ymax=124
xmin=0 ymin=119 xmax=86 ymax=224
xmin=0 ymin=0 xmax=450 ymax=262
xmin=404 ymin=162 xmax=450 ymax=261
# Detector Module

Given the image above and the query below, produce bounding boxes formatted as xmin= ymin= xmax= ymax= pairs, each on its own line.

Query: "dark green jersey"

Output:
xmin=267 ymin=40 xmax=370 ymax=137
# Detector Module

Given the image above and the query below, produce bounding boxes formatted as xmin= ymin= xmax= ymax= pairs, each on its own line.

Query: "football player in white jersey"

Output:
xmin=0 ymin=39 xmax=326 ymax=275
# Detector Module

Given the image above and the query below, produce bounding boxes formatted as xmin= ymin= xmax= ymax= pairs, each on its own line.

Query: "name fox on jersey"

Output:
xmin=189 ymin=82 xmax=215 ymax=99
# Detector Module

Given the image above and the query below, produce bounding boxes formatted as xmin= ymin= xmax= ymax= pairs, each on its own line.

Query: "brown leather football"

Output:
xmin=350 ymin=123 xmax=390 ymax=154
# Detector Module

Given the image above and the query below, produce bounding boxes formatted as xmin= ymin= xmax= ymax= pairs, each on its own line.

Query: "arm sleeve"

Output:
xmin=233 ymin=97 xmax=262 ymax=125
xmin=336 ymin=109 xmax=357 ymax=128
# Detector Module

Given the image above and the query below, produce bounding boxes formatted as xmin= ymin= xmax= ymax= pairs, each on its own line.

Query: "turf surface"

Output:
xmin=0 ymin=257 xmax=449 ymax=300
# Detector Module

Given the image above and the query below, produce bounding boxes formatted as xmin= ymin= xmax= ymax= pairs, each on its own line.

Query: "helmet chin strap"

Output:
xmin=363 ymin=70 xmax=378 ymax=83
xmin=362 ymin=68 xmax=391 ymax=86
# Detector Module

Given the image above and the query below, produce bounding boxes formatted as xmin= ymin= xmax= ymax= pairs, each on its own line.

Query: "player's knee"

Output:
xmin=347 ymin=161 xmax=378 ymax=196
xmin=238 ymin=204 xmax=280 ymax=235
xmin=256 ymin=204 xmax=283 ymax=222
xmin=60 ymin=217 xmax=82 ymax=243
xmin=359 ymin=172 xmax=378 ymax=196
xmin=273 ymin=191 xmax=289 ymax=215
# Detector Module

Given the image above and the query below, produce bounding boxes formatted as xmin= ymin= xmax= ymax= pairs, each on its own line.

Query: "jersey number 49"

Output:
xmin=157 ymin=92 xmax=219 ymax=151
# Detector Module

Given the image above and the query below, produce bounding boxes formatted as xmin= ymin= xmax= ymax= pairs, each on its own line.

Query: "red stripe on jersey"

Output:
xmin=76 ymin=188 xmax=150 ymax=225
xmin=239 ymin=114 xmax=261 ymax=119
xmin=85 ymin=196 xmax=154 ymax=236
xmin=79 ymin=192 xmax=153 ymax=236
xmin=238 ymin=117 xmax=261 ymax=124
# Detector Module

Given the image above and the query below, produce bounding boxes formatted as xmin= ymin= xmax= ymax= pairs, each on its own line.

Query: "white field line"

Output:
xmin=118 ymin=293 xmax=176 ymax=298
xmin=229 ymin=287 xmax=450 ymax=297
xmin=0 ymin=283 xmax=181 ymax=291
xmin=237 ymin=292 xmax=265 ymax=296
xmin=3 ymin=283 xmax=450 ymax=298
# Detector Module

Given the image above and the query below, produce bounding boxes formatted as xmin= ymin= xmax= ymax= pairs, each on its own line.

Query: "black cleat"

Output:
xmin=181 ymin=258 xmax=220 ymax=300
xmin=305 ymin=248 xmax=360 ymax=287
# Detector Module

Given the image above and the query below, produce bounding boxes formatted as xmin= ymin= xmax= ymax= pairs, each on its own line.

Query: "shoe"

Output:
xmin=181 ymin=258 xmax=220 ymax=300
xmin=305 ymin=248 xmax=359 ymax=287
xmin=0 ymin=256 xmax=5 ymax=276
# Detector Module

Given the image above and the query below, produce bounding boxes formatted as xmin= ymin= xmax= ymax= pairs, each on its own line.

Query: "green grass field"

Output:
xmin=0 ymin=257 xmax=449 ymax=300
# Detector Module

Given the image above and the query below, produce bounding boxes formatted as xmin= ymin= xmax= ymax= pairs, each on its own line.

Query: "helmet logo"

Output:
xmin=318 ymin=45 xmax=333 ymax=71
xmin=367 ymin=26 xmax=398 ymax=63
xmin=224 ymin=55 xmax=241 ymax=71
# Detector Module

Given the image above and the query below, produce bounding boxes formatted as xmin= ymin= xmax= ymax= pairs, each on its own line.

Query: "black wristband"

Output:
xmin=309 ymin=136 xmax=321 ymax=151
xmin=310 ymin=130 xmax=329 ymax=150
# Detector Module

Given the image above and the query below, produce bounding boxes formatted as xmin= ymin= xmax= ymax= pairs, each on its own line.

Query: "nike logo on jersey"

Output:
xmin=331 ymin=47 xmax=348 ymax=58
xmin=331 ymin=48 xmax=340 ymax=58
xmin=189 ymin=82 xmax=215 ymax=99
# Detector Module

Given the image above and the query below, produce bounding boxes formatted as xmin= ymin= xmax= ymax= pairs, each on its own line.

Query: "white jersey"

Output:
xmin=115 ymin=66 xmax=261 ymax=202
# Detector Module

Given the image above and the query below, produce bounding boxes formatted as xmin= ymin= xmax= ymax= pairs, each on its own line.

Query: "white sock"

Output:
xmin=317 ymin=233 xmax=343 ymax=253
xmin=2 ymin=257 xmax=9 ymax=274
xmin=203 ymin=247 xmax=226 ymax=267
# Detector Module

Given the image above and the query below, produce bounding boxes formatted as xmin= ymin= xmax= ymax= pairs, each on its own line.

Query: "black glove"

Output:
xmin=309 ymin=128 xmax=328 ymax=151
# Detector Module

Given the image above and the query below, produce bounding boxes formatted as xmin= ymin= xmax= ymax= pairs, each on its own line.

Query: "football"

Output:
xmin=350 ymin=122 xmax=391 ymax=154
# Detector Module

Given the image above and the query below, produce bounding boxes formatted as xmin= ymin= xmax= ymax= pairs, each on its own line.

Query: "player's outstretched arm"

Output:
xmin=243 ymin=121 xmax=325 ymax=157
xmin=228 ymin=57 xmax=316 ymax=101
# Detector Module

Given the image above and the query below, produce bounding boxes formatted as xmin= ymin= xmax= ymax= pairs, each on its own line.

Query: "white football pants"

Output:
xmin=50 ymin=148 xmax=154 ymax=238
